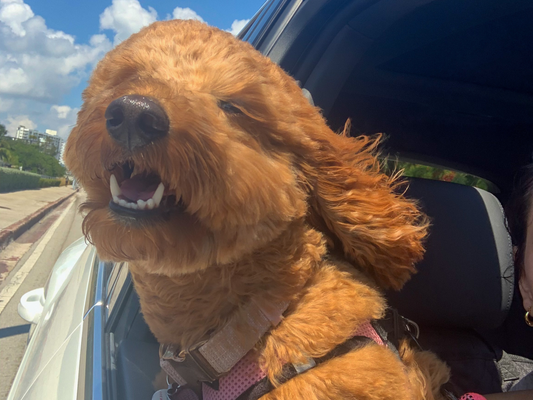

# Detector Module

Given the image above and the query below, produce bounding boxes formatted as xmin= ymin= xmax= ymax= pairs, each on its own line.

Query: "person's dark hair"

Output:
xmin=506 ymin=164 xmax=533 ymax=275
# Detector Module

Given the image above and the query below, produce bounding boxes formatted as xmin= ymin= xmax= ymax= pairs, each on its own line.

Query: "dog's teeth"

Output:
xmin=129 ymin=202 xmax=139 ymax=210
xmin=152 ymin=183 xmax=165 ymax=207
xmin=119 ymin=199 xmax=128 ymax=208
xmin=110 ymin=174 xmax=121 ymax=198
xmin=146 ymin=198 xmax=155 ymax=209
xmin=113 ymin=195 xmax=120 ymax=204
xmin=137 ymin=199 xmax=146 ymax=210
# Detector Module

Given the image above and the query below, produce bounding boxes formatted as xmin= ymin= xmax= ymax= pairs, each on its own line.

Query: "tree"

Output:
xmin=3 ymin=139 xmax=65 ymax=176
xmin=0 ymin=147 xmax=19 ymax=165
xmin=43 ymin=136 xmax=59 ymax=158
xmin=0 ymin=124 xmax=7 ymax=138
xmin=0 ymin=136 xmax=19 ymax=166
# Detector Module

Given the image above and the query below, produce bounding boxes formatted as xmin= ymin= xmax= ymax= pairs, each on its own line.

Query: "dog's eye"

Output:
xmin=218 ymin=100 xmax=243 ymax=115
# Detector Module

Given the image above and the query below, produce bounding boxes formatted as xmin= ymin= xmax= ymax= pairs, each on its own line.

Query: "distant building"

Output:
xmin=15 ymin=126 xmax=31 ymax=140
xmin=59 ymin=142 xmax=66 ymax=164
xmin=15 ymin=125 xmax=64 ymax=160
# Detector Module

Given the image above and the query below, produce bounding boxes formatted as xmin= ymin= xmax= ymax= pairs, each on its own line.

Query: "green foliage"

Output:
xmin=0 ymin=124 xmax=7 ymax=138
xmin=0 ymin=137 xmax=66 ymax=177
xmin=39 ymin=178 xmax=62 ymax=188
xmin=384 ymin=160 xmax=494 ymax=192
xmin=41 ymin=136 xmax=60 ymax=158
xmin=0 ymin=145 xmax=19 ymax=165
xmin=0 ymin=167 xmax=40 ymax=193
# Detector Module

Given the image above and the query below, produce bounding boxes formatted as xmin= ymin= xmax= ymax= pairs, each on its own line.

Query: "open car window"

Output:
xmin=100 ymin=262 xmax=160 ymax=400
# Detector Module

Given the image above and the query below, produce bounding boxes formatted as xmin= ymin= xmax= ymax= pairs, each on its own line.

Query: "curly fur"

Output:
xmin=65 ymin=20 xmax=449 ymax=399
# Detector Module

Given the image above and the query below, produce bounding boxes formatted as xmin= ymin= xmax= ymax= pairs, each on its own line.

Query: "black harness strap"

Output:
xmin=236 ymin=336 xmax=374 ymax=400
xmin=171 ymin=308 xmax=454 ymax=400
xmin=237 ymin=308 xmax=425 ymax=400
xmin=374 ymin=308 xmax=422 ymax=354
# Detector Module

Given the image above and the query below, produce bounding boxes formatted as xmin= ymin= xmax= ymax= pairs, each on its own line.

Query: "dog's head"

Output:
xmin=65 ymin=20 xmax=427 ymax=288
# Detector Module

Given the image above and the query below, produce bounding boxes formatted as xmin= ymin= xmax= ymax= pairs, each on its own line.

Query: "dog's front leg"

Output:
xmin=260 ymin=344 xmax=417 ymax=400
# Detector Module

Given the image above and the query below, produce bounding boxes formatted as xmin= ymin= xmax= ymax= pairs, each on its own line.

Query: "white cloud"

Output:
xmin=6 ymin=114 xmax=35 ymax=135
xmin=51 ymin=105 xmax=72 ymax=119
xmin=0 ymin=0 xmax=252 ymax=141
xmin=100 ymin=0 xmax=157 ymax=45
xmin=170 ymin=7 xmax=204 ymax=23
xmin=0 ymin=1 xmax=112 ymax=103
xmin=3 ymin=104 xmax=77 ymax=139
xmin=0 ymin=0 xmax=112 ymax=138
xmin=47 ymin=107 xmax=78 ymax=138
xmin=0 ymin=0 xmax=34 ymax=37
xmin=227 ymin=19 xmax=249 ymax=36
xmin=0 ymin=66 xmax=30 ymax=94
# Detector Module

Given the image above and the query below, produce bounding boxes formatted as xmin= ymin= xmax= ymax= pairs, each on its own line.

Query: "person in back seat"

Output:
xmin=436 ymin=168 xmax=533 ymax=399
xmin=455 ymin=166 xmax=533 ymax=400
xmin=507 ymin=165 xmax=533 ymax=329
xmin=502 ymin=164 xmax=533 ymax=391
xmin=394 ymin=176 xmax=533 ymax=397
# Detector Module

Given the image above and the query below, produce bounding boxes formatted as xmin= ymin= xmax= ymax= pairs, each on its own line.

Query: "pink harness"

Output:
xmin=170 ymin=321 xmax=384 ymax=400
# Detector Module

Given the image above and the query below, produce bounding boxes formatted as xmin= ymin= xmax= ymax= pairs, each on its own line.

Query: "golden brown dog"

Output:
xmin=65 ymin=20 xmax=450 ymax=400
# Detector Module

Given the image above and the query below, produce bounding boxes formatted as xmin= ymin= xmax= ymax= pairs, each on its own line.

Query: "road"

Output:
xmin=0 ymin=191 xmax=86 ymax=400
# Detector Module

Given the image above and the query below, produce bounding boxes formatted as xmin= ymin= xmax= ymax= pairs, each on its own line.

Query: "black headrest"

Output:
xmin=387 ymin=178 xmax=514 ymax=330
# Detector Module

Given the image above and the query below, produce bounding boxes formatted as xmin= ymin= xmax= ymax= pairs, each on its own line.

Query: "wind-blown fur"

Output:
xmin=65 ymin=20 xmax=449 ymax=399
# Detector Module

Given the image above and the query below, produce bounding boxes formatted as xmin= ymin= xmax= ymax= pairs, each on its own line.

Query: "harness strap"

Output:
xmin=375 ymin=308 xmax=421 ymax=353
xmin=236 ymin=309 xmax=421 ymax=400
xmin=161 ymin=298 xmax=289 ymax=393
xmin=236 ymin=336 xmax=375 ymax=400
xmin=166 ymin=308 xmax=426 ymax=400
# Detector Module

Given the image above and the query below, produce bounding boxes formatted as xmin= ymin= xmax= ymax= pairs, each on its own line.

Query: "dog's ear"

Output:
xmin=300 ymin=122 xmax=428 ymax=290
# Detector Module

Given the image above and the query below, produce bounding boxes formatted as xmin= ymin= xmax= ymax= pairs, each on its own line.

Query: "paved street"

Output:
xmin=0 ymin=191 xmax=85 ymax=400
xmin=0 ymin=186 xmax=75 ymax=230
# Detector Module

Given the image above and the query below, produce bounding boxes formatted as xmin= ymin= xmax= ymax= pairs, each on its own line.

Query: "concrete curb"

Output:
xmin=0 ymin=189 xmax=79 ymax=250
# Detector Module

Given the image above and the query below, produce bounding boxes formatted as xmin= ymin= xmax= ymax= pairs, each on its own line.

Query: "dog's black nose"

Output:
xmin=105 ymin=95 xmax=169 ymax=150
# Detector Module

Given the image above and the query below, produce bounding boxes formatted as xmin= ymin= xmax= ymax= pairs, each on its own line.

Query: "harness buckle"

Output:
xmin=402 ymin=316 xmax=420 ymax=339
xmin=160 ymin=342 xmax=222 ymax=388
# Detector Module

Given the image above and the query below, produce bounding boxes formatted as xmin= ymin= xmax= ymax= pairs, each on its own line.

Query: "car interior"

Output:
xmin=102 ymin=0 xmax=533 ymax=398
xmin=105 ymin=178 xmax=520 ymax=399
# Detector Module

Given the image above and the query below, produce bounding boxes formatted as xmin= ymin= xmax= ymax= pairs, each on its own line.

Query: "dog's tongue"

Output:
xmin=120 ymin=175 xmax=160 ymax=202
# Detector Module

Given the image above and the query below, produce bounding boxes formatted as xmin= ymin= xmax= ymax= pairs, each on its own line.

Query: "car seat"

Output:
xmin=387 ymin=177 xmax=533 ymax=394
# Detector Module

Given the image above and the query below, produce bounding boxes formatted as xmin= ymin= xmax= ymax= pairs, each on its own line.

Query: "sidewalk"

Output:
xmin=0 ymin=186 xmax=77 ymax=248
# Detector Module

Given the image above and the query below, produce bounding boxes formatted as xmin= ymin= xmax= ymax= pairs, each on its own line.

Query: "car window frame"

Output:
xmin=77 ymin=257 xmax=112 ymax=400
xmin=239 ymin=0 xmax=296 ymax=49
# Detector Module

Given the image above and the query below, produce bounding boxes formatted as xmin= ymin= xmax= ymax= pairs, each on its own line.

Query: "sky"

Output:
xmin=0 ymin=0 xmax=265 ymax=139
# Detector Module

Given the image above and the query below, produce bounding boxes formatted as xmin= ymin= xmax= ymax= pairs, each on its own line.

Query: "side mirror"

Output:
xmin=18 ymin=288 xmax=45 ymax=324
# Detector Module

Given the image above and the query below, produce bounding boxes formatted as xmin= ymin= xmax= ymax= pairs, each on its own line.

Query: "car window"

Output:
xmin=105 ymin=262 xmax=129 ymax=318
xmin=106 ymin=262 xmax=123 ymax=298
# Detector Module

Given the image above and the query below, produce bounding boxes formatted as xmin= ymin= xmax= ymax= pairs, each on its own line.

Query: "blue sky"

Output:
xmin=0 ymin=0 xmax=265 ymax=138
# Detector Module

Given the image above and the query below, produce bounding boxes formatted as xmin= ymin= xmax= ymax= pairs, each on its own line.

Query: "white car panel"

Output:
xmin=44 ymin=237 xmax=89 ymax=305
xmin=19 ymin=324 xmax=83 ymax=400
xmin=7 ymin=244 xmax=97 ymax=400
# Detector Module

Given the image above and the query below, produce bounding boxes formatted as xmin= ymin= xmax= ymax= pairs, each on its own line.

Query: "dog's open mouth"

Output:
xmin=108 ymin=161 xmax=177 ymax=217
